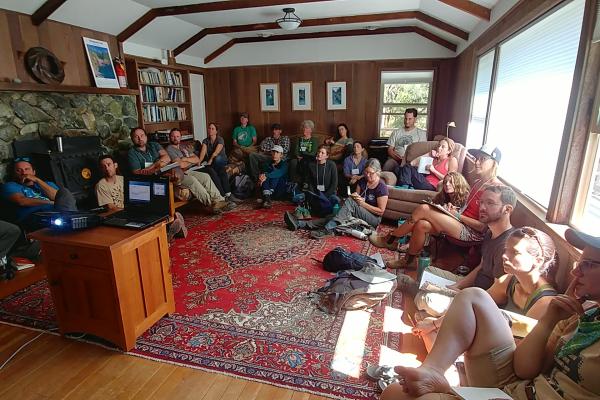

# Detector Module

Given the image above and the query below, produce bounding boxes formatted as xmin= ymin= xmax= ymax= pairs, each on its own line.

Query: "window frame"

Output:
xmin=465 ymin=0 xmax=596 ymax=223
xmin=377 ymin=70 xmax=434 ymax=138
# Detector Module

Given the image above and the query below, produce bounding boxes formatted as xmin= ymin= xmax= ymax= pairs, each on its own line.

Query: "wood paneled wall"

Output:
xmin=203 ymin=58 xmax=456 ymax=146
xmin=0 ymin=9 xmax=122 ymax=87
xmin=448 ymin=0 xmax=564 ymax=145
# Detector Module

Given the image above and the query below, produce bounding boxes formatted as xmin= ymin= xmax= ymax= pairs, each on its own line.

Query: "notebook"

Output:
xmin=103 ymin=175 xmax=170 ymax=229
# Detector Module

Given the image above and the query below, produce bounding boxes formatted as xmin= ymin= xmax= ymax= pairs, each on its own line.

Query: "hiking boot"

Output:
xmin=226 ymin=193 xmax=243 ymax=203
xmin=263 ymin=195 xmax=272 ymax=209
xmin=369 ymin=233 xmax=398 ymax=250
xmin=310 ymin=229 xmax=334 ymax=240
xmin=284 ymin=211 xmax=298 ymax=231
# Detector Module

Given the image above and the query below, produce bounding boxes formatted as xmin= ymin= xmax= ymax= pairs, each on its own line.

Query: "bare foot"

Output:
xmin=395 ymin=365 xmax=451 ymax=397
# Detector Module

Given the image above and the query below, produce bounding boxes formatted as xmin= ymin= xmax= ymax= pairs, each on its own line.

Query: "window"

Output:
xmin=378 ymin=71 xmax=433 ymax=137
xmin=466 ymin=51 xmax=494 ymax=150
xmin=466 ymin=0 xmax=584 ymax=207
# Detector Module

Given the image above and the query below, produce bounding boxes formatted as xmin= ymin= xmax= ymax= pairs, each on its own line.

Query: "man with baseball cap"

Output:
xmin=249 ymin=123 xmax=290 ymax=181
xmin=468 ymin=143 xmax=502 ymax=164
xmin=232 ymin=112 xmax=258 ymax=156
xmin=257 ymin=145 xmax=288 ymax=208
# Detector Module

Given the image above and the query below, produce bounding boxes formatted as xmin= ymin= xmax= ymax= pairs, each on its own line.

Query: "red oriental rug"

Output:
xmin=0 ymin=203 xmax=404 ymax=400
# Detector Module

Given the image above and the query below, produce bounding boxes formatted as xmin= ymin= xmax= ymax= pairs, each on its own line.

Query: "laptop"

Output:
xmin=103 ymin=175 xmax=171 ymax=229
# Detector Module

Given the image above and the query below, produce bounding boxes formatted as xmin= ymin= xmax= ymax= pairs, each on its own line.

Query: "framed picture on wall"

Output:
xmin=327 ymin=81 xmax=346 ymax=110
xmin=292 ymin=82 xmax=312 ymax=111
xmin=82 ymin=37 xmax=120 ymax=89
xmin=260 ymin=83 xmax=280 ymax=112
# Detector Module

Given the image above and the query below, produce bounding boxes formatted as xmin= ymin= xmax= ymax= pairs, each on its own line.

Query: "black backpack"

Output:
xmin=232 ymin=174 xmax=254 ymax=199
xmin=320 ymin=246 xmax=379 ymax=272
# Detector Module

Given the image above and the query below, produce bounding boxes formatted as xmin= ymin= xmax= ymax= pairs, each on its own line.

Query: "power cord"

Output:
xmin=0 ymin=331 xmax=45 ymax=370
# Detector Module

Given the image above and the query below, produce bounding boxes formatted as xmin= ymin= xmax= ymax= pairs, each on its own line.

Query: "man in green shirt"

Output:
xmin=232 ymin=112 xmax=258 ymax=156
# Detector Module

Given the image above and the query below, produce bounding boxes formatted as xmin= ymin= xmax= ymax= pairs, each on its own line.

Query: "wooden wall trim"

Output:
xmin=438 ymin=0 xmax=491 ymax=20
xmin=31 ymin=0 xmax=67 ymax=26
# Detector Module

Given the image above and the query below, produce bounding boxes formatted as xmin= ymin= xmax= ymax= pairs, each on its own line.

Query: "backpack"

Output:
xmin=321 ymin=246 xmax=378 ymax=272
xmin=232 ymin=174 xmax=254 ymax=199
xmin=313 ymin=267 xmax=397 ymax=314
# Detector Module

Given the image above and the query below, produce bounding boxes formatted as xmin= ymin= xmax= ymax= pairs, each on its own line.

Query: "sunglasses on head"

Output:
xmin=14 ymin=157 xmax=31 ymax=163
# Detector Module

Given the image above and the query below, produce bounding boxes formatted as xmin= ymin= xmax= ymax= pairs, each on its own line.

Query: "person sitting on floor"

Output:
xmin=381 ymin=228 xmax=600 ymax=400
xmin=343 ymin=141 xmax=367 ymax=195
xmin=95 ymin=154 xmax=124 ymax=210
xmin=394 ymin=138 xmax=458 ymax=191
xmin=258 ymin=145 xmax=288 ymax=209
xmin=0 ymin=157 xmax=77 ymax=230
xmin=197 ymin=122 xmax=240 ymax=203
xmin=412 ymin=227 xmax=559 ymax=351
xmin=370 ymin=143 xmax=502 ymax=269
xmin=303 ymin=145 xmax=339 ymax=216
xmin=249 ymin=123 xmax=290 ymax=182
xmin=284 ymin=158 xmax=388 ymax=240
xmin=325 ymin=123 xmax=354 ymax=162
xmin=289 ymin=120 xmax=319 ymax=184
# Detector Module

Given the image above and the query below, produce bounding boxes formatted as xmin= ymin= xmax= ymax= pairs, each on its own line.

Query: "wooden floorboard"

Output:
xmin=0 ymin=324 xmax=331 ymax=399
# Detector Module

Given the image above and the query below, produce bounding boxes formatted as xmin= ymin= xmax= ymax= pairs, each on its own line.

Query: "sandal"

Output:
xmin=366 ymin=364 xmax=397 ymax=381
xmin=378 ymin=376 xmax=400 ymax=392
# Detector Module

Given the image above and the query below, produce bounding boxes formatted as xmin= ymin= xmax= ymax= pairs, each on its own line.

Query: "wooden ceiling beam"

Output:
xmin=438 ymin=0 xmax=491 ymax=21
xmin=157 ymin=0 xmax=335 ymax=16
xmin=175 ymin=11 xmax=467 ymax=56
xmin=31 ymin=0 xmax=67 ymax=25
xmin=204 ymin=26 xmax=457 ymax=63
xmin=117 ymin=9 xmax=159 ymax=42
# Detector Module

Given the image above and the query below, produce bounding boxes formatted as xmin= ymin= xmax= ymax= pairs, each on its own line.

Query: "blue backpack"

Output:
xmin=320 ymin=246 xmax=379 ymax=272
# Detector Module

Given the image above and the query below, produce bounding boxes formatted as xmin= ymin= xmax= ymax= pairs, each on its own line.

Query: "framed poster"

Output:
xmin=260 ymin=83 xmax=280 ymax=112
xmin=292 ymin=81 xmax=312 ymax=111
xmin=327 ymin=81 xmax=346 ymax=110
xmin=82 ymin=37 xmax=120 ymax=89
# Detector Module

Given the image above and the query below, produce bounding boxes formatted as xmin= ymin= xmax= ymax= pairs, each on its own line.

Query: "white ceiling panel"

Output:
xmin=183 ymin=33 xmax=233 ymax=58
xmin=0 ymin=0 xmax=44 ymax=15
xmin=129 ymin=15 xmax=202 ymax=49
xmin=132 ymin=0 xmax=220 ymax=8
xmin=51 ymin=0 xmax=150 ymax=35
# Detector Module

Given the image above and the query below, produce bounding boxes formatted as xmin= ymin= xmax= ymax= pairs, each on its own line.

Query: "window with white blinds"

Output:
xmin=466 ymin=51 xmax=494 ymax=150
xmin=484 ymin=0 xmax=584 ymax=207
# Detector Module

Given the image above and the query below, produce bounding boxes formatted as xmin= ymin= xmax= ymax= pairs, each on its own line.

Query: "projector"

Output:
xmin=33 ymin=211 xmax=103 ymax=231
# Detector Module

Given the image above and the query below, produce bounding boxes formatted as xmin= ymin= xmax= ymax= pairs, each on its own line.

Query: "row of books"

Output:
xmin=142 ymin=105 xmax=187 ymax=123
xmin=151 ymin=130 xmax=194 ymax=142
xmin=139 ymin=68 xmax=184 ymax=86
xmin=141 ymin=86 xmax=186 ymax=103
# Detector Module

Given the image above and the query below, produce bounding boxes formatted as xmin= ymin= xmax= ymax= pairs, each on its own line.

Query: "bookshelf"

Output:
xmin=125 ymin=58 xmax=194 ymax=137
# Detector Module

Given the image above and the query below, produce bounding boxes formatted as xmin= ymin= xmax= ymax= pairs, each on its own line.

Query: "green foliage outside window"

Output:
xmin=379 ymin=82 xmax=430 ymax=137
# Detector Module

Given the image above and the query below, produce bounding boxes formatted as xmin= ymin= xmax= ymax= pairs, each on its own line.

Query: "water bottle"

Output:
xmin=332 ymin=203 xmax=340 ymax=216
xmin=350 ymin=229 xmax=367 ymax=240
xmin=417 ymin=251 xmax=431 ymax=282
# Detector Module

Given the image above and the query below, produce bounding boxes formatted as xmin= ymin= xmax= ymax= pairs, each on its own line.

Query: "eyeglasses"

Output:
xmin=14 ymin=157 xmax=31 ymax=163
xmin=475 ymin=154 xmax=491 ymax=163
xmin=575 ymin=259 xmax=600 ymax=272
xmin=516 ymin=227 xmax=544 ymax=258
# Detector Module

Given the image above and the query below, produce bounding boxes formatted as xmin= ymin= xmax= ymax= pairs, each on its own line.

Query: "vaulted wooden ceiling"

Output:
xmin=2 ymin=0 xmax=512 ymax=66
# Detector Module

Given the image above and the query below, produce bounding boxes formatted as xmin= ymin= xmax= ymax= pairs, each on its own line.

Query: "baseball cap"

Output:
xmin=271 ymin=123 xmax=282 ymax=130
xmin=565 ymin=228 xmax=600 ymax=251
xmin=469 ymin=143 xmax=501 ymax=164
xmin=271 ymin=145 xmax=284 ymax=153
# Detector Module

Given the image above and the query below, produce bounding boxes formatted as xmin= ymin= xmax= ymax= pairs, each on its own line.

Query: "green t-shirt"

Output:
xmin=298 ymin=137 xmax=318 ymax=157
xmin=232 ymin=125 xmax=257 ymax=147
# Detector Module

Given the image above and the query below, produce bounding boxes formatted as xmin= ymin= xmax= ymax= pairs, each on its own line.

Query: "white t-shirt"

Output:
xmin=386 ymin=127 xmax=427 ymax=157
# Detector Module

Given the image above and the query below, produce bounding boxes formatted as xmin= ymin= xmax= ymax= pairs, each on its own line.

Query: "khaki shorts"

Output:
xmin=465 ymin=342 xmax=518 ymax=387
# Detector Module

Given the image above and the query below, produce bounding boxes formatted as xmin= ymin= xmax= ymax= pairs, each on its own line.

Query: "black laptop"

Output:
xmin=103 ymin=175 xmax=170 ymax=229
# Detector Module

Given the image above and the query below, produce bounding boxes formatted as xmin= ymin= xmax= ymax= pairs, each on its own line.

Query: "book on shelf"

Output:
xmin=10 ymin=257 xmax=36 ymax=271
xmin=138 ymin=68 xmax=183 ymax=86
xmin=142 ymin=105 xmax=187 ymax=123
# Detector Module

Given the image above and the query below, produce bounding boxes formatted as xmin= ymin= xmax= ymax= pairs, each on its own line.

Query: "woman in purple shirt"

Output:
xmin=342 ymin=141 xmax=367 ymax=195
xmin=284 ymin=158 xmax=389 ymax=239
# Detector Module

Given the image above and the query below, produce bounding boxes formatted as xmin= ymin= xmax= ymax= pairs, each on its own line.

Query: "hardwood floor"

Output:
xmin=0 ymin=324 xmax=329 ymax=400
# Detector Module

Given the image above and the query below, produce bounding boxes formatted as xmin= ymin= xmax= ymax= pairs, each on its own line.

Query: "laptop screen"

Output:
xmin=125 ymin=176 xmax=170 ymax=215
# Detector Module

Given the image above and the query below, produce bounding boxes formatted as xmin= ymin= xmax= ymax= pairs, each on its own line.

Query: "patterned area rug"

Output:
xmin=0 ymin=202 xmax=403 ymax=400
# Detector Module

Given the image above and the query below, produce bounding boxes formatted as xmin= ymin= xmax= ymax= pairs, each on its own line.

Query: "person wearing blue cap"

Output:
xmin=381 ymin=227 xmax=600 ymax=400
xmin=371 ymin=143 xmax=503 ymax=269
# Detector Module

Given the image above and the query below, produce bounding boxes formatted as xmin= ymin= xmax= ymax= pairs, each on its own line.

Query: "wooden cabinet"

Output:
xmin=126 ymin=57 xmax=194 ymax=136
xmin=30 ymin=223 xmax=175 ymax=351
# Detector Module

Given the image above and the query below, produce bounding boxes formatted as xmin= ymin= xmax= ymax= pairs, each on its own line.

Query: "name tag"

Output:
xmin=144 ymin=162 xmax=153 ymax=168
xmin=300 ymin=146 xmax=307 ymax=152
xmin=352 ymin=168 xmax=359 ymax=175
xmin=317 ymin=184 xmax=325 ymax=192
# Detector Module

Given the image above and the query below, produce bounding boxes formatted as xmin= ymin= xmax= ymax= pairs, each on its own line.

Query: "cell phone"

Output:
xmin=347 ymin=186 xmax=351 ymax=196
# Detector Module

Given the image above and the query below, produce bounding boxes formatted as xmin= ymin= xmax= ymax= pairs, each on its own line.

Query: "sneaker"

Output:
xmin=310 ymin=229 xmax=334 ymax=240
xmin=369 ymin=233 xmax=398 ymax=250
xmin=263 ymin=196 xmax=272 ymax=209
xmin=302 ymin=208 xmax=311 ymax=219
xmin=167 ymin=215 xmax=184 ymax=242
xmin=173 ymin=212 xmax=188 ymax=238
xmin=226 ymin=193 xmax=243 ymax=203
xmin=294 ymin=206 xmax=304 ymax=219
xmin=223 ymin=201 xmax=237 ymax=212
xmin=284 ymin=211 xmax=299 ymax=231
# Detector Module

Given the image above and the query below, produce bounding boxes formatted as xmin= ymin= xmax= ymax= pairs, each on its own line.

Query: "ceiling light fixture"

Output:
xmin=276 ymin=8 xmax=302 ymax=30
xmin=366 ymin=25 xmax=380 ymax=31
xmin=258 ymin=32 xmax=274 ymax=38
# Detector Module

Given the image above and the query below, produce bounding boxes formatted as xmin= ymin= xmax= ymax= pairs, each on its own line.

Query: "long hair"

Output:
xmin=336 ymin=123 xmax=351 ymax=139
xmin=432 ymin=172 xmax=470 ymax=208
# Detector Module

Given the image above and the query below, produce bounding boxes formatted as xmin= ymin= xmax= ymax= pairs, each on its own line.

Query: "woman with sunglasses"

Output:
xmin=413 ymin=227 xmax=559 ymax=351
xmin=370 ymin=144 xmax=502 ymax=269
xmin=381 ymin=228 xmax=600 ymax=400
